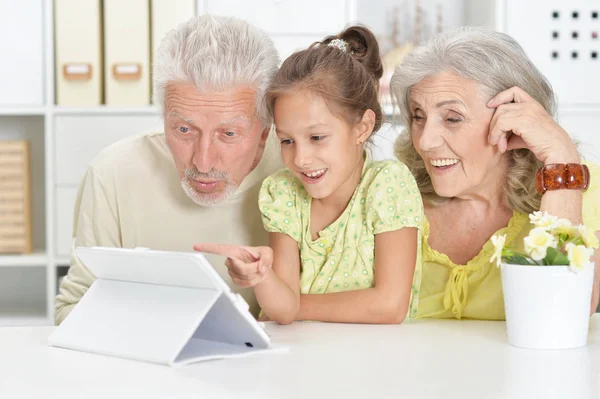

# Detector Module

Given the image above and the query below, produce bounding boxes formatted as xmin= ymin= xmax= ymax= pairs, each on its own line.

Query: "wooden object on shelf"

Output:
xmin=0 ymin=140 xmax=32 ymax=254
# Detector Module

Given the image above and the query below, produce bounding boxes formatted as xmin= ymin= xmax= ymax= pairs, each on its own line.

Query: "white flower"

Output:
xmin=553 ymin=219 xmax=577 ymax=236
xmin=578 ymin=225 xmax=600 ymax=249
xmin=566 ymin=243 xmax=594 ymax=272
xmin=529 ymin=211 xmax=559 ymax=230
xmin=490 ymin=234 xmax=506 ymax=267
xmin=524 ymin=227 xmax=558 ymax=261
xmin=552 ymin=219 xmax=579 ymax=240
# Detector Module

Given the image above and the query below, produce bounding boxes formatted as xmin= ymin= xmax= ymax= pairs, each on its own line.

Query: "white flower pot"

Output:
xmin=500 ymin=262 xmax=595 ymax=349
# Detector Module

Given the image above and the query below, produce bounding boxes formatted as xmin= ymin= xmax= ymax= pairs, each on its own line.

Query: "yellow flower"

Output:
xmin=566 ymin=243 xmax=594 ymax=272
xmin=490 ymin=234 xmax=506 ymax=267
xmin=524 ymin=227 xmax=557 ymax=261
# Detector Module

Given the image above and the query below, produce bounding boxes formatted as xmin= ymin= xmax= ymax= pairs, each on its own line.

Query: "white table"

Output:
xmin=1 ymin=317 xmax=599 ymax=399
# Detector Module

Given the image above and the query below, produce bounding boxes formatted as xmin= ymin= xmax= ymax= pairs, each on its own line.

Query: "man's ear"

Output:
xmin=259 ymin=126 xmax=270 ymax=147
xmin=355 ymin=109 xmax=376 ymax=145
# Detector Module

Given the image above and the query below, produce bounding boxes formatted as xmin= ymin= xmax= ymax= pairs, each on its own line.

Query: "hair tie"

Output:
xmin=328 ymin=39 xmax=348 ymax=53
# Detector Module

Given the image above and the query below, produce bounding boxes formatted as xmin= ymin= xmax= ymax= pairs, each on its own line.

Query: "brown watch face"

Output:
xmin=536 ymin=164 xmax=590 ymax=194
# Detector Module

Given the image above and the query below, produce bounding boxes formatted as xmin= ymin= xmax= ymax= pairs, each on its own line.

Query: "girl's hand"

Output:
xmin=193 ymin=243 xmax=273 ymax=288
xmin=257 ymin=313 xmax=272 ymax=322
xmin=487 ymin=86 xmax=580 ymax=164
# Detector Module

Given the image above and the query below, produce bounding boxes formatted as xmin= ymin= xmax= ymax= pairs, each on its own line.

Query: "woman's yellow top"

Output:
xmin=416 ymin=162 xmax=600 ymax=320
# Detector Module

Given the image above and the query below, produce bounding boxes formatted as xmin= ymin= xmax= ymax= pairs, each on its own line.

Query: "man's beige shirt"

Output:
xmin=55 ymin=129 xmax=282 ymax=324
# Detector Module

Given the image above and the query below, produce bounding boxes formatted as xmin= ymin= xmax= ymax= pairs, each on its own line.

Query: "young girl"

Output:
xmin=196 ymin=26 xmax=423 ymax=324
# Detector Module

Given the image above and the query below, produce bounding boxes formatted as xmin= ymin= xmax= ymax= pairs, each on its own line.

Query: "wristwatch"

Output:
xmin=535 ymin=163 xmax=590 ymax=195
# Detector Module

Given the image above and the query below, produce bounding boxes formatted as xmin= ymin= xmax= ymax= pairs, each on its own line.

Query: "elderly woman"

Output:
xmin=391 ymin=27 xmax=600 ymax=320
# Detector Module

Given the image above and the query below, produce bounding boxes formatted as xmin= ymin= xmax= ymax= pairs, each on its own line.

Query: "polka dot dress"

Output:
xmin=259 ymin=158 xmax=424 ymax=318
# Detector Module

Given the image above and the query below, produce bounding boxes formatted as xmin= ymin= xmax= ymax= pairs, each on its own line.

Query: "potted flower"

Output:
xmin=491 ymin=211 xmax=598 ymax=350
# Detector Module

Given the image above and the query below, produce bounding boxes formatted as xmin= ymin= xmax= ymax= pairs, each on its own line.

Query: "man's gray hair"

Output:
xmin=153 ymin=15 xmax=280 ymax=127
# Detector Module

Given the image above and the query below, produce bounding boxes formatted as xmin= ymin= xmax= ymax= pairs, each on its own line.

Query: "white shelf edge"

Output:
xmin=54 ymin=256 xmax=70 ymax=266
xmin=0 ymin=252 xmax=48 ymax=267
xmin=0 ymin=107 xmax=47 ymax=116
xmin=0 ymin=315 xmax=51 ymax=327
xmin=52 ymin=106 xmax=160 ymax=116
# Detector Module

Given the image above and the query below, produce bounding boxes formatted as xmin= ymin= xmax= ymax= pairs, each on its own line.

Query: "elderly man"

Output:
xmin=54 ymin=15 xmax=281 ymax=324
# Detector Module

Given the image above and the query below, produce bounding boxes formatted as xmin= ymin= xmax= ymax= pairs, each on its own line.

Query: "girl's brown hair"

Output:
xmin=266 ymin=25 xmax=384 ymax=136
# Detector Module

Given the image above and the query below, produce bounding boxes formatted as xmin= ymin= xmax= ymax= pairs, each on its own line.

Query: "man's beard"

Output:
xmin=180 ymin=167 xmax=237 ymax=206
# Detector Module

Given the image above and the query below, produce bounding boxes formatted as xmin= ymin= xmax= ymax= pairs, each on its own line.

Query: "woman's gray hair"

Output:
xmin=391 ymin=26 xmax=559 ymax=214
xmin=153 ymin=15 xmax=280 ymax=127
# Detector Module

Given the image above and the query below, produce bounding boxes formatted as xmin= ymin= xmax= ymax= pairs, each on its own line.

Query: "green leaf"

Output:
xmin=544 ymin=247 xmax=558 ymax=265
xmin=501 ymin=248 xmax=518 ymax=258
xmin=502 ymin=254 xmax=536 ymax=265
xmin=572 ymin=237 xmax=584 ymax=246
xmin=557 ymin=234 xmax=567 ymax=249
xmin=501 ymin=249 xmax=512 ymax=257
xmin=544 ymin=247 xmax=569 ymax=265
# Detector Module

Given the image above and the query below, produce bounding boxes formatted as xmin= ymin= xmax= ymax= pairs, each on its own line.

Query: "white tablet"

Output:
xmin=49 ymin=247 xmax=273 ymax=366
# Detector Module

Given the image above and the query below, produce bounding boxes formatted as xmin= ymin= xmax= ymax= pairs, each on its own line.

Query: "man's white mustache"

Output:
xmin=184 ymin=168 xmax=229 ymax=181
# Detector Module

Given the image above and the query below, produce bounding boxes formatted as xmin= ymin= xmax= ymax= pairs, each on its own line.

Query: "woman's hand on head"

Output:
xmin=193 ymin=243 xmax=273 ymax=288
xmin=486 ymin=86 xmax=580 ymax=164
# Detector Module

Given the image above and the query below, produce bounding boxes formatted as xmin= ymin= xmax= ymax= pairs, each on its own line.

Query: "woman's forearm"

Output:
xmin=539 ymin=190 xmax=583 ymax=224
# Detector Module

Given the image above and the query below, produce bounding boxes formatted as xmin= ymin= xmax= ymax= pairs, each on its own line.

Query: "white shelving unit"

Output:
xmin=0 ymin=0 xmax=359 ymax=326
xmin=0 ymin=253 xmax=48 ymax=268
